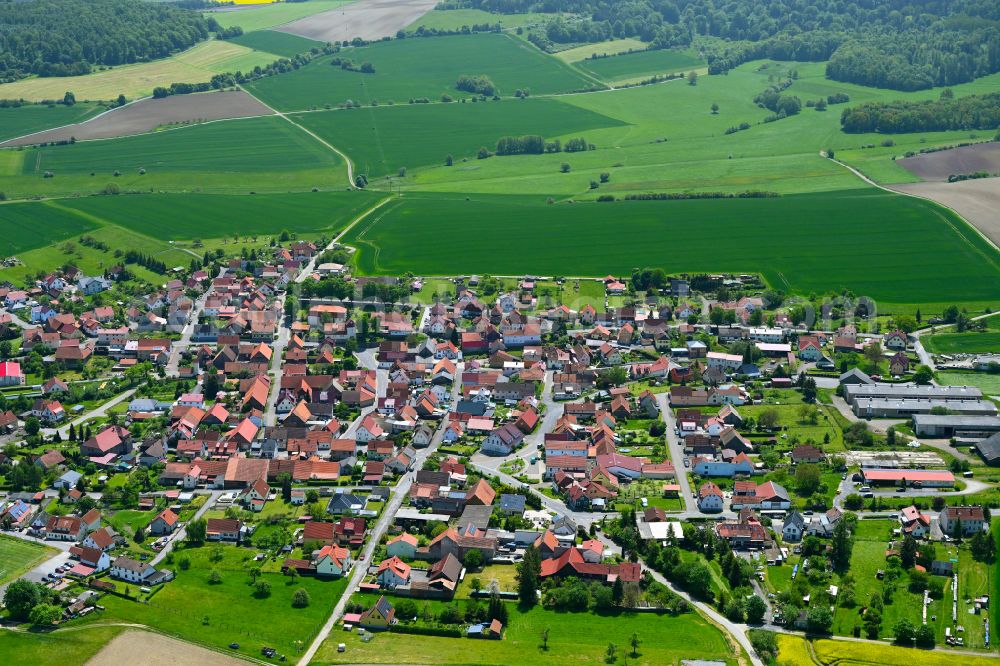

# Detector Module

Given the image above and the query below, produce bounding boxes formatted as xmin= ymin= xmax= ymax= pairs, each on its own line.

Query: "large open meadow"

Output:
xmin=316 ymin=602 xmax=738 ymax=665
xmin=0 ymin=40 xmax=281 ymax=103
xmin=245 ymin=33 xmax=600 ymax=112
xmin=341 ymin=189 xmax=1000 ymax=311
xmin=292 ymin=97 xmax=625 ymax=178
xmin=227 ymin=29 xmax=325 ymax=58
xmin=0 ymin=115 xmax=346 ymax=197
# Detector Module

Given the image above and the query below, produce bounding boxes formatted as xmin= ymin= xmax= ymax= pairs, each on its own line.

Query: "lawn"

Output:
xmin=0 ymin=41 xmax=280 ymax=102
xmin=340 ymin=189 xmax=1000 ymax=309
xmin=1 ymin=624 xmax=126 ymax=666
xmin=57 ymin=190 xmax=383 ymax=240
xmin=292 ymin=97 xmax=625 ymax=178
xmin=456 ymin=563 xmax=520 ymax=598
xmin=227 ymin=29 xmax=324 ymax=58
xmin=316 ymin=601 xmax=738 ymax=665
xmin=577 ymin=48 xmax=706 ymax=84
xmin=1 ymin=115 xmax=346 ymax=197
xmin=208 ymin=0 xmax=353 ymax=32
xmin=245 ymin=33 xmax=598 ymax=112
xmin=94 ymin=543 xmax=349 ymax=655
xmin=0 ymin=103 xmax=103 ymax=143
xmin=0 ymin=535 xmax=57 ymax=586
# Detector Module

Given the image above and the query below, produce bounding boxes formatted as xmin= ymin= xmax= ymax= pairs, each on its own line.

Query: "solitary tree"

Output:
xmin=518 ymin=546 xmax=541 ymax=605
xmin=630 ymin=632 xmax=641 ymax=656
xmin=540 ymin=628 xmax=550 ymax=650
xmin=711 ymin=102 xmax=719 ymax=114
xmin=687 ymin=71 xmax=698 ymax=85
xmin=445 ymin=154 xmax=454 ymax=166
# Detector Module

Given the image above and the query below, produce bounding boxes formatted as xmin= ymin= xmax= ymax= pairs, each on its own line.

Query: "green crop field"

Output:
xmin=0 ymin=115 xmax=345 ymax=197
xmin=317 ymin=600 xmax=737 ymax=665
xmin=207 ymin=0 xmax=352 ymax=32
xmin=577 ymin=48 xmax=705 ymax=83
xmin=0 ymin=536 xmax=55 ymax=586
xmin=0 ymin=103 xmax=103 ymax=143
xmin=227 ymin=29 xmax=323 ymax=58
xmin=3 ymin=200 xmax=100 ymax=254
xmin=554 ymin=39 xmax=649 ymax=63
xmin=342 ymin=189 xmax=1000 ymax=308
xmin=292 ymin=97 xmax=625 ymax=178
xmin=244 ymin=33 xmax=599 ymax=112
xmin=59 ymin=190 xmax=384 ymax=239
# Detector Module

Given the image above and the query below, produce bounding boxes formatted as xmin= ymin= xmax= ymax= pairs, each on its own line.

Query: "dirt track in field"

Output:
xmin=892 ymin=178 xmax=1000 ymax=248
xmin=897 ymin=142 xmax=1000 ymax=181
xmin=1 ymin=91 xmax=272 ymax=146
xmin=275 ymin=0 xmax=438 ymax=42
xmin=86 ymin=630 xmax=249 ymax=666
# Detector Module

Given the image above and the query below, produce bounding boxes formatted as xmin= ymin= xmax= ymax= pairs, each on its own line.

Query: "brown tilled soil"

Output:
xmin=276 ymin=0 xmax=438 ymax=42
xmin=1 ymin=90 xmax=273 ymax=147
xmin=897 ymin=142 xmax=1000 ymax=182
xmin=86 ymin=630 xmax=249 ymax=666
xmin=893 ymin=178 xmax=1000 ymax=247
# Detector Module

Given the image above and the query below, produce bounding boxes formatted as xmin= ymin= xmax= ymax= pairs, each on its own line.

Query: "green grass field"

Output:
xmin=94 ymin=543 xmax=348 ymax=655
xmin=292 ymin=97 xmax=624 ymax=178
xmin=937 ymin=371 xmax=1000 ymax=395
xmin=396 ymin=60 xmax=1000 ymax=197
xmin=577 ymin=48 xmax=705 ymax=83
xmin=245 ymin=33 xmax=599 ymax=112
xmin=227 ymin=29 xmax=324 ymax=58
xmin=341 ymin=189 xmax=1000 ymax=308
xmin=316 ymin=601 xmax=738 ymax=665
xmin=207 ymin=0 xmax=352 ymax=32
xmin=0 ymin=535 xmax=56 ymax=586
xmin=0 ymin=115 xmax=345 ymax=197
xmin=0 ymin=103 xmax=103 ymax=143
xmin=1 ymin=624 xmax=126 ymax=666
xmin=924 ymin=333 xmax=1000 ymax=355
xmin=57 ymin=190 xmax=383 ymax=240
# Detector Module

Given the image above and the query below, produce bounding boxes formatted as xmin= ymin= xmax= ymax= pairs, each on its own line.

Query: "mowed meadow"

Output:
xmin=245 ymin=33 xmax=600 ymax=111
xmin=342 ymin=190 xmax=1000 ymax=311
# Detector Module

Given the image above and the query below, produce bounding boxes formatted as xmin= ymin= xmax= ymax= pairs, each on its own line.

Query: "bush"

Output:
xmin=254 ymin=580 xmax=271 ymax=598
xmin=292 ymin=587 xmax=310 ymax=608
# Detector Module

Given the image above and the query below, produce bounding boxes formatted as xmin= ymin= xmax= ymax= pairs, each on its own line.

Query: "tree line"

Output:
xmin=0 ymin=0 xmax=211 ymax=81
xmin=840 ymin=92 xmax=1000 ymax=134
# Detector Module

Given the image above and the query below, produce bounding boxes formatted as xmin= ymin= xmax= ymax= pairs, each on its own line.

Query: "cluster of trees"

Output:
xmin=330 ymin=57 xmax=375 ymax=73
xmin=840 ymin=92 xmax=1000 ymax=134
xmin=0 ymin=0 xmax=211 ymax=80
xmin=443 ymin=0 xmax=1000 ymax=91
xmin=754 ymin=79 xmax=801 ymax=119
xmin=495 ymin=134 xmax=546 ymax=155
xmin=455 ymin=74 xmax=497 ymax=96
xmin=123 ymin=250 xmax=167 ymax=274
xmin=3 ymin=580 xmax=63 ymax=626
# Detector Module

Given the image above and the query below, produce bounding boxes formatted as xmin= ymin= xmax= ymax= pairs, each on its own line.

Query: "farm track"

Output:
xmin=239 ymin=85 xmax=357 ymax=188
